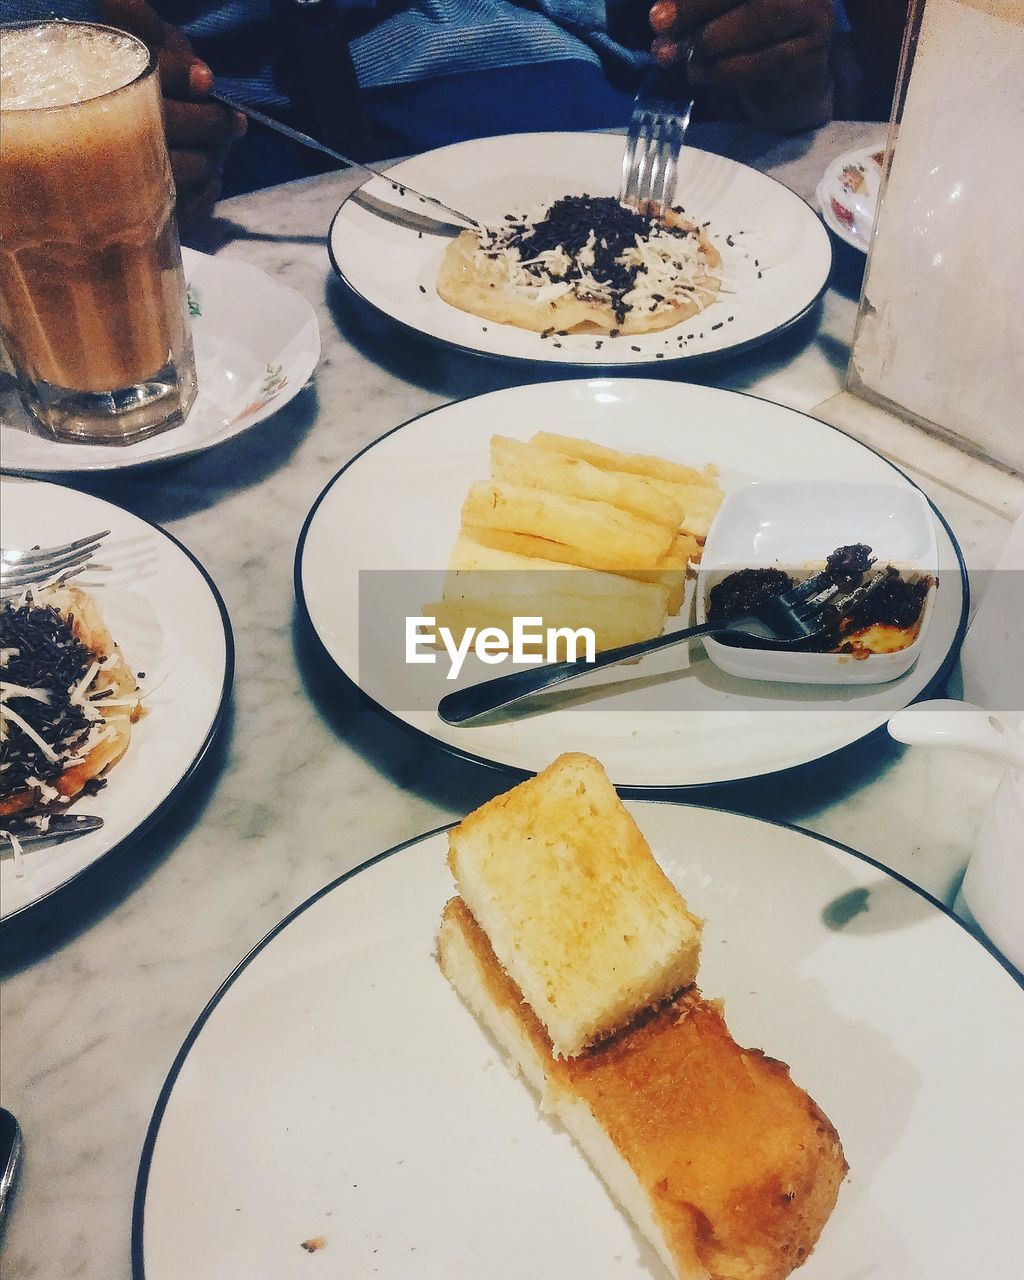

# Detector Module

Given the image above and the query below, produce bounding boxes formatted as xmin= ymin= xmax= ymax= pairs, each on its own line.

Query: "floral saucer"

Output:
xmin=816 ymin=140 xmax=888 ymax=254
xmin=0 ymin=248 xmax=320 ymax=474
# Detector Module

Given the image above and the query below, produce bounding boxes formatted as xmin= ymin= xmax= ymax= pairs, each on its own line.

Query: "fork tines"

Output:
xmin=0 ymin=530 xmax=109 ymax=598
xmin=619 ymin=95 xmax=692 ymax=218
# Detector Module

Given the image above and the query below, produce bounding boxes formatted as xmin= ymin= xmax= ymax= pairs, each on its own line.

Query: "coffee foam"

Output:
xmin=0 ymin=22 xmax=150 ymax=111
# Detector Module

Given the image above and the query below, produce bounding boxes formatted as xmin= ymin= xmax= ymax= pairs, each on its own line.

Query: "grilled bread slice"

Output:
xmin=439 ymin=898 xmax=846 ymax=1280
xmin=447 ymin=753 xmax=702 ymax=1057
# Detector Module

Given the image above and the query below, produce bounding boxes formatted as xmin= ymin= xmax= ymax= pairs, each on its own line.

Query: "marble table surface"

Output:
xmin=1 ymin=121 xmax=1022 ymax=1280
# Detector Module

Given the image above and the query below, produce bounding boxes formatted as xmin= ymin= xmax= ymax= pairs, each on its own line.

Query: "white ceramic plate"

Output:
xmin=0 ymin=248 xmax=320 ymax=475
xmin=295 ymin=380 xmax=968 ymax=791
xmin=134 ymin=804 xmax=1024 ymax=1280
xmin=816 ymin=140 xmax=887 ymax=253
xmin=328 ymin=131 xmax=832 ymax=367
xmin=0 ymin=478 xmax=232 ymax=922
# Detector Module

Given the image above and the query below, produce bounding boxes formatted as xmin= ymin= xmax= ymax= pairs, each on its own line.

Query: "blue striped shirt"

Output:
xmin=6 ymin=2 xmax=848 ymax=181
xmin=7 ymin=2 xmax=648 ymax=110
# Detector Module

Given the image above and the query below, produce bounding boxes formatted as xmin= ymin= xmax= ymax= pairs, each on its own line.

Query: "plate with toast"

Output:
xmin=135 ymin=755 xmax=1024 ymax=1279
xmin=295 ymin=379 xmax=968 ymax=791
xmin=328 ymin=131 xmax=831 ymax=369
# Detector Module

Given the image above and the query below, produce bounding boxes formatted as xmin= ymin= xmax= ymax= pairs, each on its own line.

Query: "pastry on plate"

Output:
xmin=0 ymin=584 xmax=142 ymax=818
xmin=437 ymin=194 xmax=721 ymax=336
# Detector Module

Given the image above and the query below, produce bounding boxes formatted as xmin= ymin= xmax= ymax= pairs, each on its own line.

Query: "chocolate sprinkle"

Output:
xmin=488 ymin=195 xmax=697 ymax=324
xmin=0 ymin=597 xmax=95 ymax=796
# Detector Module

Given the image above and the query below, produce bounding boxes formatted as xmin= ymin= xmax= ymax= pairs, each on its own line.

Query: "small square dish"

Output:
xmin=696 ymin=481 xmax=939 ymax=685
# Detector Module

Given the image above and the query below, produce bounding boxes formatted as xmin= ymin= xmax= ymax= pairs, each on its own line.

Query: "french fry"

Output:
xmin=464 ymin=529 xmax=697 ymax=612
xmin=461 ymin=480 xmax=675 ymax=566
xmin=663 ymin=483 xmax=724 ymax=540
xmin=450 ymin=532 xmax=671 ymax=597
xmin=465 ymin=527 xmax=623 ymax=571
xmin=436 ymin=434 xmax=719 ymax=658
xmin=619 ymin=533 xmax=700 ymax=613
xmin=490 ymin=436 xmax=686 ymax=530
xmin=444 ymin=537 xmax=670 ymax=611
xmin=442 ymin=568 xmax=670 ymax=613
xmin=532 ymin=431 xmax=719 ymax=489
xmin=462 ymin=529 xmax=688 ymax=613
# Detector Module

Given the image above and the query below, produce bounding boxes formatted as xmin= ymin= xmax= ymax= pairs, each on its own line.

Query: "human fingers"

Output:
xmin=99 ymin=0 xmax=165 ymax=46
xmin=649 ymin=0 xmax=740 ymax=39
xmin=169 ymin=146 xmax=224 ymax=195
xmin=694 ymin=0 xmax=832 ymax=61
xmin=175 ymin=173 xmax=222 ymax=228
xmin=163 ymin=99 xmax=246 ymax=149
xmin=696 ymin=31 xmax=830 ymax=88
xmin=100 ymin=0 xmax=210 ymax=98
xmin=651 ymin=36 xmax=685 ymax=68
xmin=178 ymin=172 xmax=222 ymax=223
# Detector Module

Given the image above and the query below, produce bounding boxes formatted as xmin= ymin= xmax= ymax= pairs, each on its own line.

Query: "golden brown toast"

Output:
xmin=447 ymin=753 xmax=702 ymax=1057
xmin=439 ymin=898 xmax=846 ymax=1280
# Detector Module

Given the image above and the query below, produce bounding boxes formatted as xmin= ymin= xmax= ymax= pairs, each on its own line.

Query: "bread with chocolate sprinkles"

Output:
xmin=437 ymin=195 xmax=721 ymax=336
xmin=0 ymin=585 xmax=142 ymax=818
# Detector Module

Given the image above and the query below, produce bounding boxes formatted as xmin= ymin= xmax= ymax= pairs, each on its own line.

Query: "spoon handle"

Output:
xmin=437 ymin=620 xmax=722 ymax=725
xmin=887 ymin=700 xmax=1024 ymax=768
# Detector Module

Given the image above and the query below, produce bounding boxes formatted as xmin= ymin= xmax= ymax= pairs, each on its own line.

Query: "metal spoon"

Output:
xmin=209 ymin=92 xmax=480 ymax=229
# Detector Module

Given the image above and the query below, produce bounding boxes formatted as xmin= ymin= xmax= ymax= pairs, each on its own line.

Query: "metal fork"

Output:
xmin=437 ymin=570 xmax=883 ymax=726
xmin=0 ymin=530 xmax=109 ymax=599
xmin=619 ymin=68 xmax=694 ymax=217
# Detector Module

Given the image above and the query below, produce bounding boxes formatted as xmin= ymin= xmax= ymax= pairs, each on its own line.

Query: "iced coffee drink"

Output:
xmin=0 ymin=21 xmax=197 ymax=443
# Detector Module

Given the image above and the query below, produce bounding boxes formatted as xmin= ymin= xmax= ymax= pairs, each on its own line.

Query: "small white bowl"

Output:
xmin=696 ymin=481 xmax=938 ymax=685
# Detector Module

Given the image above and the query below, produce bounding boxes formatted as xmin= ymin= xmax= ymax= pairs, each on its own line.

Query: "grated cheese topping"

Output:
xmin=470 ymin=194 xmax=720 ymax=323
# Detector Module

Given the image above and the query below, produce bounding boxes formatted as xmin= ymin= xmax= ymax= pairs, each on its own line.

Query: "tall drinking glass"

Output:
xmin=0 ymin=20 xmax=197 ymax=444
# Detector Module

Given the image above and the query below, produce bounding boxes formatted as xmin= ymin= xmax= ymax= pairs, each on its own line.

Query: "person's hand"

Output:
xmin=99 ymin=0 xmax=246 ymax=225
xmin=648 ymin=0 xmax=835 ymax=131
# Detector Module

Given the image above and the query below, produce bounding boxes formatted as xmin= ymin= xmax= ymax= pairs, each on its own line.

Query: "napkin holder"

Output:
xmin=847 ymin=0 xmax=1024 ymax=472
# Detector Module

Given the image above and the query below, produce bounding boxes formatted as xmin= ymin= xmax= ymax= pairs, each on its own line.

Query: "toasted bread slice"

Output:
xmin=439 ymin=898 xmax=846 ymax=1280
xmin=447 ymin=753 xmax=702 ymax=1057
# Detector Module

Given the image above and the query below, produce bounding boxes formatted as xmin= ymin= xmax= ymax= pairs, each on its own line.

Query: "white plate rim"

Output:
xmin=0 ymin=479 xmax=235 ymax=925
xmin=0 ymin=247 xmax=321 ymax=477
xmin=131 ymin=803 xmax=1023 ymax=1279
xmin=292 ymin=383 xmax=970 ymax=795
xmin=816 ymin=176 xmax=867 ymax=253
xmin=815 ymin=138 xmax=887 ymax=254
xmin=326 ymin=132 xmax=833 ymax=370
